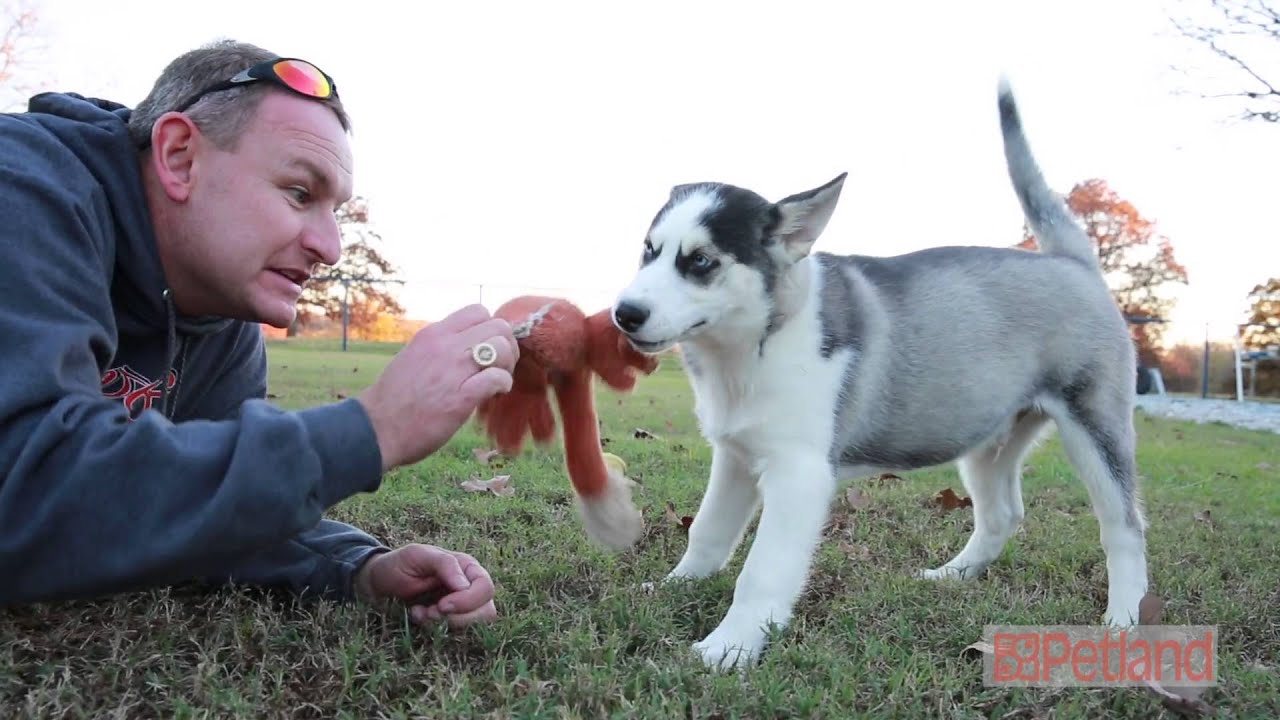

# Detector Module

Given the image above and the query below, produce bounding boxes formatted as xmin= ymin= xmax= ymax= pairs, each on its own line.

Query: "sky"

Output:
xmin=20 ymin=0 xmax=1280 ymax=347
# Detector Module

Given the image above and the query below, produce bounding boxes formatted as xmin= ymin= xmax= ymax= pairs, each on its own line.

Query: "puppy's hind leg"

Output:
xmin=920 ymin=409 xmax=1052 ymax=581
xmin=1047 ymin=392 xmax=1148 ymax=627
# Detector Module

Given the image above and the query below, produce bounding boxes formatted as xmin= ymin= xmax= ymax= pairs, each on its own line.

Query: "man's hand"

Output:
xmin=358 ymin=304 xmax=518 ymax=471
xmin=354 ymin=544 xmax=498 ymax=628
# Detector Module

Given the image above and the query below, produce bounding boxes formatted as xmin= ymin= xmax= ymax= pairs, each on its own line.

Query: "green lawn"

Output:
xmin=3 ymin=339 xmax=1276 ymax=718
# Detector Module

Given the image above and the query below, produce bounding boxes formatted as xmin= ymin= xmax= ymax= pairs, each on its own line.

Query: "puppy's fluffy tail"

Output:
xmin=998 ymin=76 xmax=1097 ymax=268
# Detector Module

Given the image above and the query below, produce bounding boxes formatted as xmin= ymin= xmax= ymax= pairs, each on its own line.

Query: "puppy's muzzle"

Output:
xmin=613 ymin=301 xmax=650 ymax=334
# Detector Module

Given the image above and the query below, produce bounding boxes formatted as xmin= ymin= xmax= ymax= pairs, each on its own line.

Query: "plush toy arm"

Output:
xmin=584 ymin=309 xmax=660 ymax=391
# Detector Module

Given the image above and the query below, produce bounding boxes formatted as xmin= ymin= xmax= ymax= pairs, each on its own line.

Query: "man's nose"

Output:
xmin=303 ymin=213 xmax=343 ymax=266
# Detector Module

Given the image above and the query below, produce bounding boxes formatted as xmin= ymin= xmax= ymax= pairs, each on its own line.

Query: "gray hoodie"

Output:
xmin=0 ymin=92 xmax=389 ymax=605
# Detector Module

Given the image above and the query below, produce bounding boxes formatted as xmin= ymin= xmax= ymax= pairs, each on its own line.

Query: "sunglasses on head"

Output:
xmin=173 ymin=57 xmax=338 ymax=114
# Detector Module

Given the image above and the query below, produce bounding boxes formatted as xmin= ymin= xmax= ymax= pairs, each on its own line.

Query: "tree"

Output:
xmin=1240 ymin=277 xmax=1280 ymax=349
xmin=291 ymin=197 xmax=405 ymax=337
xmin=1239 ymin=277 xmax=1280 ymax=396
xmin=1015 ymin=178 xmax=1190 ymax=365
xmin=1167 ymin=0 xmax=1280 ymax=123
xmin=1 ymin=3 xmax=44 ymax=112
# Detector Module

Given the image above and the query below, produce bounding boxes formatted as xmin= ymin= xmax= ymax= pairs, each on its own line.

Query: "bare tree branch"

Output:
xmin=1166 ymin=0 xmax=1280 ymax=122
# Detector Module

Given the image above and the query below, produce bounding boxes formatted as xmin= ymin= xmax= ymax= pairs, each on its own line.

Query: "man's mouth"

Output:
xmin=270 ymin=268 xmax=311 ymax=288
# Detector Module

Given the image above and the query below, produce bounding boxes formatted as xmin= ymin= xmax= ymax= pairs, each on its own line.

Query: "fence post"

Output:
xmin=342 ymin=278 xmax=350 ymax=352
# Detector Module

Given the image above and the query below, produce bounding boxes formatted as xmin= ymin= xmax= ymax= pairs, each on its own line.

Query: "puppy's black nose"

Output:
xmin=613 ymin=301 xmax=650 ymax=333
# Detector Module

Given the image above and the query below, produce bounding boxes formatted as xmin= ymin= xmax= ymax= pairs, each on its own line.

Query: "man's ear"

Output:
xmin=769 ymin=172 xmax=847 ymax=262
xmin=148 ymin=112 xmax=200 ymax=203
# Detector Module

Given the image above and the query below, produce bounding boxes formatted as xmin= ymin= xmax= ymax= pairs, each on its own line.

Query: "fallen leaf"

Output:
xmin=460 ymin=475 xmax=514 ymax=497
xmin=960 ymin=640 xmax=995 ymax=661
xmin=1257 ymin=462 xmax=1273 ymax=471
xmin=1144 ymin=678 xmax=1216 ymax=717
xmin=845 ymin=487 xmax=871 ymax=511
xmin=352 ymin=367 xmax=359 ymax=373
xmin=334 ymin=392 xmax=347 ymax=399
xmin=1139 ymin=592 xmax=1165 ymax=625
xmin=266 ymin=392 xmax=279 ymax=399
xmin=634 ymin=428 xmax=659 ymax=440
xmin=838 ymin=541 xmax=871 ymax=561
xmin=663 ymin=501 xmax=693 ymax=532
xmin=665 ymin=420 xmax=675 ymax=432
xmin=472 ymin=448 xmax=502 ymax=464
xmin=873 ymin=472 xmax=904 ymax=484
xmin=1193 ymin=510 xmax=1214 ymax=529
xmin=934 ymin=488 xmax=973 ymax=512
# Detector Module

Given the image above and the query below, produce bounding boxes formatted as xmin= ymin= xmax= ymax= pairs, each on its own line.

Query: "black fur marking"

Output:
xmin=653 ymin=182 xmax=783 ymax=293
xmin=675 ymin=247 xmax=720 ymax=285
xmin=1054 ymin=367 xmax=1140 ymax=528
xmin=816 ymin=254 xmax=862 ymax=358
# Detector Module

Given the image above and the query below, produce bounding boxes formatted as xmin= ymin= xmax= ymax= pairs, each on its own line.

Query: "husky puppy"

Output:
xmin=610 ymin=78 xmax=1148 ymax=670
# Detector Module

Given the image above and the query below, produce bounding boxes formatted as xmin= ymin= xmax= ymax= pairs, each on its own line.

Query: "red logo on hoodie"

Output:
xmin=101 ymin=365 xmax=178 ymax=419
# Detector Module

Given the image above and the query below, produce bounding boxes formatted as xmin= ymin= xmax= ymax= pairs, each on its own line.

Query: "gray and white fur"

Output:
xmin=610 ymin=76 xmax=1148 ymax=671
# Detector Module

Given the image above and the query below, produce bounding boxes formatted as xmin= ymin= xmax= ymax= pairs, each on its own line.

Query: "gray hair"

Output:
xmin=127 ymin=38 xmax=351 ymax=150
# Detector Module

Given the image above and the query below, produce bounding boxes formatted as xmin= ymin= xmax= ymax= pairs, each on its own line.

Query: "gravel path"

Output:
xmin=1135 ymin=395 xmax=1280 ymax=435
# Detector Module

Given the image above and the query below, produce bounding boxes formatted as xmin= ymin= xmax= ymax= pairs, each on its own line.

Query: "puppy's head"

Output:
xmin=612 ymin=172 xmax=846 ymax=353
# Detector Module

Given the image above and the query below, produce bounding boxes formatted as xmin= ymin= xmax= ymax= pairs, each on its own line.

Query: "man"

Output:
xmin=0 ymin=39 xmax=518 ymax=628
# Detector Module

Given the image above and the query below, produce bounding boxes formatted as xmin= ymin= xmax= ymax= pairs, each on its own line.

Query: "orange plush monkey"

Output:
xmin=473 ymin=295 xmax=660 ymax=549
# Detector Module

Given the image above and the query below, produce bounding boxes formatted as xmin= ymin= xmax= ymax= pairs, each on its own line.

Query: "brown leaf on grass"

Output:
xmin=472 ymin=448 xmax=502 ymax=464
xmin=663 ymin=501 xmax=693 ymax=532
xmin=334 ymin=391 xmax=347 ymax=399
xmin=1134 ymin=592 xmax=1216 ymax=715
xmin=872 ymin=472 xmax=904 ymax=484
xmin=845 ymin=487 xmax=871 ymax=511
xmin=1144 ymin=678 xmax=1216 ymax=717
xmin=665 ymin=420 xmax=675 ymax=432
xmin=960 ymin=640 xmax=994 ymax=661
xmin=1139 ymin=592 xmax=1165 ymax=625
xmin=934 ymin=488 xmax=973 ymax=512
xmin=266 ymin=392 xmax=279 ymax=399
xmin=838 ymin=541 xmax=871 ymax=561
xmin=634 ymin=428 xmax=659 ymax=440
xmin=459 ymin=475 xmax=514 ymax=497
xmin=1193 ymin=510 xmax=1214 ymax=529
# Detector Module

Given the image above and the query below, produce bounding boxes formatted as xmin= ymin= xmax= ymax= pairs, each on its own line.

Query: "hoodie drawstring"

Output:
xmin=160 ymin=288 xmax=177 ymax=417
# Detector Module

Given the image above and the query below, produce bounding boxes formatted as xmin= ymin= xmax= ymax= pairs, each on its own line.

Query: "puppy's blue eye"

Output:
xmin=691 ymin=252 xmax=713 ymax=269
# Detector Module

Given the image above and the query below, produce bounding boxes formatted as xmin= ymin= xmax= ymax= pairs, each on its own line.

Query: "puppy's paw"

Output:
xmin=691 ymin=625 xmax=766 ymax=672
xmin=916 ymin=564 xmax=983 ymax=581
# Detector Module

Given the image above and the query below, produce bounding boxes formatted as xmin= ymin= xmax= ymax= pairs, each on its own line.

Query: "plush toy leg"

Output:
xmin=553 ymin=368 xmax=644 ymax=549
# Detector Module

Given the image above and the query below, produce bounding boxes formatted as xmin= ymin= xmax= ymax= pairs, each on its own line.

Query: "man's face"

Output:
xmin=176 ymin=91 xmax=354 ymax=328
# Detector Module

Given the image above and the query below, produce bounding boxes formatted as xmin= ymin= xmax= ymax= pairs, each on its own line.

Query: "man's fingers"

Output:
xmin=441 ymin=600 xmax=498 ymax=628
xmin=407 ymin=546 xmax=471 ymax=593
xmin=460 ymin=367 xmax=513 ymax=400
xmin=459 ymin=318 xmax=519 ymax=358
xmin=433 ymin=556 xmax=496 ymax=616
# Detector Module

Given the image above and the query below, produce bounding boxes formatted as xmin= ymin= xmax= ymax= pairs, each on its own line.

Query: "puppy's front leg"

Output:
xmin=667 ymin=443 xmax=758 ymax=581
xmin=692 ymin=452 xmax=835 ymax=670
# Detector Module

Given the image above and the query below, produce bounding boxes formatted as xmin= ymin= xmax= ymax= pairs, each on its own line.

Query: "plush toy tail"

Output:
xmin=553 ymin=367 xmax=643 ymax=549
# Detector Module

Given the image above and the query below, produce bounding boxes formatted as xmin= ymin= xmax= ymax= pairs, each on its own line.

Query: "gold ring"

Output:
xmin=471 ymin=342 xmax=498 ymax=367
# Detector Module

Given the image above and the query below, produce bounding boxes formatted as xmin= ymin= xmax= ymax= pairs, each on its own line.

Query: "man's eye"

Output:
xmin=288 ymin=186 xmax=311 ymax=204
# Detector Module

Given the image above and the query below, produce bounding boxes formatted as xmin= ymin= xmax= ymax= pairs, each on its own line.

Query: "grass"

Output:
xmin=3 ymin=339 xmax=1277 ymax=718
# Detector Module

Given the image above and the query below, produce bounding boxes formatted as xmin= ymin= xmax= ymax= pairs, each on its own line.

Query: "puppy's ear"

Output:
xmin=769 ymin=172 xmax=847 ymax=262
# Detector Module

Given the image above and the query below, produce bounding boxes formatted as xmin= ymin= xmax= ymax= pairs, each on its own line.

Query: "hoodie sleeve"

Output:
xmin=189 ymin=325 xmax=390 ymax=601
xmin=0 ymin=125 xmax=386 ymax=607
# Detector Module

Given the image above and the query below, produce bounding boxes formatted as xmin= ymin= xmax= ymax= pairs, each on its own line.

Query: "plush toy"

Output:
xmin=473 ymin=295 xmax=660 ymax=549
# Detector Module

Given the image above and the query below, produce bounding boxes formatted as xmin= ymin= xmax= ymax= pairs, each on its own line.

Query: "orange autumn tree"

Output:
xmin=292 ymin=196 xmax=405 ymax=337
xmin=1240 ymin=277 xmax=1280 ymax=396
xmin=1016 ymin=178 xmax=1189 ymax=365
